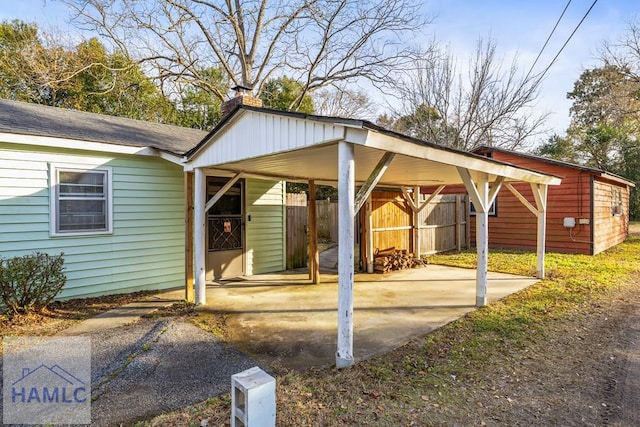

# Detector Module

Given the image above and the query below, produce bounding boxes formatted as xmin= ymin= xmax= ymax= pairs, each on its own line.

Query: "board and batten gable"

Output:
xmin=186 ymin=109 xmax=346 ymax=171
xmin=0 ymin=143 xmax=185 ymax=299
xmin=244 ymin=178 xmax=286 ymax=275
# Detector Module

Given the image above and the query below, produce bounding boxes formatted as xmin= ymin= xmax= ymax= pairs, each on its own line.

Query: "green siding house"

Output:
xmin=0 ymin=99 xmax=287 ymax=299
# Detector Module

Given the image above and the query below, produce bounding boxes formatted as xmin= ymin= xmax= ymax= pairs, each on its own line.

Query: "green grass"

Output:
xmin=415 ymin=236 xmax=640 ymax=376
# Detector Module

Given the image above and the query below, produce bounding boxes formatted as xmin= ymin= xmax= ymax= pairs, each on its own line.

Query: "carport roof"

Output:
xmin=184 ymin=105 xmax=562 ymax=187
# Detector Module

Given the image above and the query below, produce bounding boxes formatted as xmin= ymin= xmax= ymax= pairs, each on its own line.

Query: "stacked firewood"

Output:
xmin=373 ymin=247 xmax=424 ymax=273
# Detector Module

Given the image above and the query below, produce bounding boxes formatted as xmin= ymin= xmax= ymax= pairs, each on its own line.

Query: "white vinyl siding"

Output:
xmin=0 ymin=143 xmax=185 ymax=299
xmin=245 ymin=178 xmax=286 ymax=275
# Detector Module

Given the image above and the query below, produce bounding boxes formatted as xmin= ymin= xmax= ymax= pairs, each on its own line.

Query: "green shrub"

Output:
xmin=0 ymin=252 xmax=66 ymax=315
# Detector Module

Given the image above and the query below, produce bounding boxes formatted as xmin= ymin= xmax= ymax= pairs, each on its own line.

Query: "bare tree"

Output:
xmin=385 ymin=38 xmax=548 ymax=151
xmin=313 ymin=86 xmax=376 ymax=118
xmin=600 ymin=19 xmax=640 ymax=81
xmin=598 ymin=19 xmax=640 ymax=130
xmin=61 ymin=0 xmax=426 ymax=108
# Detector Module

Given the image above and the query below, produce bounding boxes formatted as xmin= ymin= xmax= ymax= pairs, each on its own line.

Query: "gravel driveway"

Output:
xmin=89 ymin=318 xmax=258 ymax=426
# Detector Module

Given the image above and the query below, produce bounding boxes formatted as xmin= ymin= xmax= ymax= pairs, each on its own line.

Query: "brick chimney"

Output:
xmin=221 ymin=85 xmax=263 ymax=118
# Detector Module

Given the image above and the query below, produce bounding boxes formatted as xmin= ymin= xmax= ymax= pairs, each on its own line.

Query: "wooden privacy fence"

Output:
xmin=286 ymin=193 xmax=307 ymax=269
xmin=285 ymin=195 xmax=337 ymax=270
xmin=368 ymin=191 xmax=469 ymax=257
xmin=317 ymin=199 xmax=338 ymax=242
xmin=285 ymin=191 xmax=468 ymax=271
xmin=418 ymin=194 xmax=470 ymax=254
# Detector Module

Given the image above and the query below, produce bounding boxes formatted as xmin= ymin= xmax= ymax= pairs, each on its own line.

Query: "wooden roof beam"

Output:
xmin=505 ymin=183 xmax=538 ymax=216
xmin=353 ymin=151 xmax=395 ymax=215
xmin=402 ymin=185 xmax=447 ymax=213
xmin=204 ymin=172 xmax=244 ymax=212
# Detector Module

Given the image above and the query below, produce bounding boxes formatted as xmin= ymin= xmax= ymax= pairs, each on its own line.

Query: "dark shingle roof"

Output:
xmin=0 ymin=98 xmax=207 ymax=156
xmin=473 ymin=145 xmax=635 ymax=187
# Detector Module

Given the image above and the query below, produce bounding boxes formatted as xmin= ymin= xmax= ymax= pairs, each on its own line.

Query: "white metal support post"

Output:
xmin=194 ymin=168 xmax=207 ymax=305
xmin=531 ymin=183 xmax=548 ymax=279
xmin=413 ymin=186 xmax=421 ymax=257
xmin=336 ymin=141 xmax=355 ymax=369
xmin=366 ymin=194 xmax=374 ymax=273
xmin=475 ymin=173 xmax=489 ymax=307
xmin=457 ymin=168 xmax=504 ymax=307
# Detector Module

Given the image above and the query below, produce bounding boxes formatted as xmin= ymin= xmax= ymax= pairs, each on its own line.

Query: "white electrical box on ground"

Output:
xmin=231 ymin=366 xmax=276 ymax=427
xmin=563 ymin=217 xmax=576 ymax=228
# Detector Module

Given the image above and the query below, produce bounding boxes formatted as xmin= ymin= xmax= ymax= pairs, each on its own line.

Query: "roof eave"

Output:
xmin=472 ymin=145 xmax=634 ymax=187
xmin=0 ymin=131 xmax=184 ymax=164
xmin=360 ymin=130 xmax=562 ymax=186
xmin=600 ymin=172 xmax=636 ymax=188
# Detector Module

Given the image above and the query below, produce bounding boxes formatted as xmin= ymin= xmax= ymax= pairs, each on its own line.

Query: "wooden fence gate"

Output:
xmin=286 ymin=193 xmax=307 ymax=269
xmin=316 ymin=199 xmax=338 ymax=242
xmin=362 ymin=191 xmax=469 ymax=265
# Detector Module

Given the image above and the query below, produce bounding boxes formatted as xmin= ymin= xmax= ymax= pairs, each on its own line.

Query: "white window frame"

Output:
xmin=470 ymin=200 xmax=497 ymax=216
xmin=50 ymin=164 xmax=113 ymax=236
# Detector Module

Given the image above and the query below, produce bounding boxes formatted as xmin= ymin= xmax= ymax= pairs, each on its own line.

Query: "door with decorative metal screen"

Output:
xmin=206 ymin=177 xmax=245 ymax=279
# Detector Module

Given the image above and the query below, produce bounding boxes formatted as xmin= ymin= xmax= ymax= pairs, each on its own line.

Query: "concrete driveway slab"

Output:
xmin=200 ymin=265 xmax=539 ymax=370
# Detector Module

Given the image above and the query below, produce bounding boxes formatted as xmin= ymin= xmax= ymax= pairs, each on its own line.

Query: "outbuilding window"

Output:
xmin=470 ymin=200 xmax=497 ymax=216
xmin=611 ymin=187 xmax=623 ymax=216
xmin=50 ymin=165 xmax=113 ymax=236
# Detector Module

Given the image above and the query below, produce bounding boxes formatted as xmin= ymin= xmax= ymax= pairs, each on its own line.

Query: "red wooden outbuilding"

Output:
xmin=424 ymin=146 xmax=635 ymax=255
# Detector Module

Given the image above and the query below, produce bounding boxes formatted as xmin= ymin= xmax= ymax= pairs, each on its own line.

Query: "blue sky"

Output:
xmin=1 ymin=0 xmax=638 ymax=143
xmin=422 ymin=0 xmax=639 ymax=139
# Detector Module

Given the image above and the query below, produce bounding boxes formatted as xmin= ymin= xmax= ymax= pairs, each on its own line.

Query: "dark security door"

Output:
xmin=206 ymin=177 xmax=244 ymax=279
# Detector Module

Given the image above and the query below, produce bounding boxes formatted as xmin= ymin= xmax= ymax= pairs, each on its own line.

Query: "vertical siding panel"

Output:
xmin=592 ymin=180 xmax=629 ymax=254
xmin=371 ymin=191 xmax=412 ymax=252
xmin=189 ymin=112 xmax=346 ymax=169
xmin=368 ymin=191 xmax=463 ymax=256
xmin=0 ymin=144 xmax=185 ymax=299
xmin=245 ymin=178 xmax=286 ymax=274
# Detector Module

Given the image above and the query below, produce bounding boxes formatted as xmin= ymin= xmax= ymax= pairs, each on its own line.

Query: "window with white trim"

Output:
xmin=51 ymin=165 xmax=112 ymax=235
xmin=470 ymin=200 xmax=497 ymax=216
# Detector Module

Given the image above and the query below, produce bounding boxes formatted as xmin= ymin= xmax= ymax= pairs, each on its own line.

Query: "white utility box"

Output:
xmin=563 ymin=217 xmax=576 ymax=228
xmin=231 ymin=367 xmax=276 ymax=427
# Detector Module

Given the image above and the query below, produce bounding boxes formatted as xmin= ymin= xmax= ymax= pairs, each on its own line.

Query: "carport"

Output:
xmin=183 ymin=104 xmax=561 ymax=368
